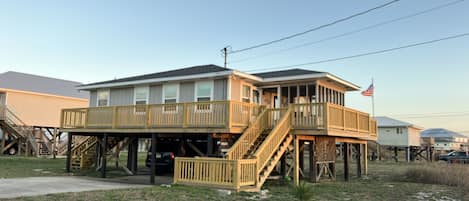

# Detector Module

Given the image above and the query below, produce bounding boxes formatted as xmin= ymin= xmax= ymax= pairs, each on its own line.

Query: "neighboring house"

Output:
xmin=421 ymin=128 xmax=469 ymax=151
xmin=376 ymin=116 xmax=422 ymax=147
xmin=0 ymin=71 xmax=89 ymax=156
xmin=62 ymin=64 xmax=377 ymax=191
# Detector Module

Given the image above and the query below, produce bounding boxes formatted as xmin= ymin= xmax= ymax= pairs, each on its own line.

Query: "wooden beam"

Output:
xmin=364 ymin=143 xmax=368 ymax=175
xmin=66 ymin=133 xmax=72 ymax=172
xmin=356 ymin=144 xmax=362 ymax=178
xmin=150 ymin=134 xmax=157 ymax=184
xmin=187 ymin=142 xmax=204 ymax=157
xmin=2 ymin=138 xmax=18 ymax=152
xmin=293 ymin=136 xmax=299 ymax=186
xmin=101 ymin=134 xmax=108 ymax=178
xmin=52 ymin=128 xmax=58 ymax=159
xmin=343 ymin=143 xmax=350 ymax=182
xmin=309 ymin=140 xmax=317 ymax=182
xmin=1 ymin=130 xmax=6 ymax=154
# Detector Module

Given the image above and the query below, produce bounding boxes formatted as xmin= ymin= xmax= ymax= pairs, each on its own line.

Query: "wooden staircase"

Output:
xmin=0 ymin=106 xmax=38 ymax=156
xmin=71 ymin=136 xmax=130 ymax=169
xmin=174 ymin=107 xmax=293 ymax=191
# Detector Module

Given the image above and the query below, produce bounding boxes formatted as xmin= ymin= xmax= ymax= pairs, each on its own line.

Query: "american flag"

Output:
xmin=361 ymin=83 xmax=374 ymax=96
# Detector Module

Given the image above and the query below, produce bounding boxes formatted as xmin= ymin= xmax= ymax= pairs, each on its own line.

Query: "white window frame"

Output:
xmin=194 ymin=80 xmax=214 ymax=112
xmin=241 ymin=84 xmax=251 ymax=103
xmin=134 ymin=85 xmax=150 ymax=105
xmin=194 ymin=80 xmax=214 ymax=102
xmin=97 ymin=89 xmax=110 ymax=107
xmin=162 ymin=83 xmax=179 ymax=113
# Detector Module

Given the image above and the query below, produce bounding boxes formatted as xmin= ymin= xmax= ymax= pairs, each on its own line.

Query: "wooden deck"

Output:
xmin=60 ymin=101 xmax=377 ymax=140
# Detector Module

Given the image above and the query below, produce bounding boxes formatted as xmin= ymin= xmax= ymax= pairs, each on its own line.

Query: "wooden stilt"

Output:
xmin=344 ymin=143 xmax=350 ymax=182
xmin=280 ymin=154 xmax=286 ymax=177
xmin=127 ymin=137 xmax=133 ymax=171
xmin=101 ymin=134 xmax=108 ymax=178
xmin=206 ymin=134 xmax=213 ymax=156
xmin=131 ymin=137 xmax=139 ymax=173
xmin=356 ymin=144 xmax=362 ymax=178
xmin=364 ymin=143 xmax=368 ymax=175
xmin=66 ymin=133 xmax=72 ymax=172
xmin=52 ymin=128 xmax=58 ymax=159
xmin=151 ymin=134 xmax=157 ymax=184
xmin=299 ymin=140 xmax=304 ymax=179
xmin=1 ymin=130 xmax=5 ymax=154
xmin=293 ymin=135 xmax=299 ymax=186
xmin=309 ymin=140 xmax=316 ymax=182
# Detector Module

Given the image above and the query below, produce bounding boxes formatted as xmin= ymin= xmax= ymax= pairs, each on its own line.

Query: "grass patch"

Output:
xmin=404 ymin=162 xmax=469 ymax=188
xmin=0 ymin=156 xmax=68 ymax=178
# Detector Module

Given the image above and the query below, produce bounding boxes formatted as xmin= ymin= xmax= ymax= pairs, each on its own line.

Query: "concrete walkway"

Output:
xmin=0 ymin=176 xmax=152 ymax=199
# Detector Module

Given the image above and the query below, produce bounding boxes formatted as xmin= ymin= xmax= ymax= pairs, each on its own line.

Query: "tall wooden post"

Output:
xmin=206 ymin=134 xmax=213 ymax=156
xmin=131 ymin=137 xmax=139 ymax=173
xmin=293 ymin=135 xmax=299 ymax=186
xmin=52 ymin=128 xmax=58 ymax=159
xmin=127 ymin=137 xmax=133 ymax=171
xmin=1 ymin=131 xmax=5 ymax=154
xmin=150 ymin=134 xmax=157 ymax=184
xmin=364 ymin=143 xmax=368 ymax=175
xmin=66 ymin=133 xmax=72 ymax=172
xmin=299 ymin=141 xmax=304 ymax=179
xmin=101 ymin=134 xmax=108 ymax=178
xmin=309 ymin=140 xmax=316 ymax=182
xmin=343 ymin=143 xmax=350 ymax=182
xmin=356 ymin=144 xmax=362 ymax=178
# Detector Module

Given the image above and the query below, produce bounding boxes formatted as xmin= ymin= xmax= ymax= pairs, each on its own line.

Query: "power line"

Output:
xmin=228 ymin=0 xmax=401 ymax=54
xmin=229 ymin=0 xmax=465 ymax=64
xmin=244 ymin=32 xmax=469 ymax=73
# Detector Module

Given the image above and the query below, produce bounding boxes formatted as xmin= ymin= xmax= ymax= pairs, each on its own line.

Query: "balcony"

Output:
xmin=61 ymin=101 xmax=377 ymax=140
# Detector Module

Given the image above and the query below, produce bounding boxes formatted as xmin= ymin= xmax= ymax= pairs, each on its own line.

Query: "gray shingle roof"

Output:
xmin=376 ymin=116 xmax=419 ymax=128
xmin=81 ymin=64 xmax=231 ymax=87
xmin=421 ymin=128 xmax=468 ymax=138
xmin=253 ymin=68 xmax=323 ymax=78
xmin=0 ymin=71 xmax=88 ymax=99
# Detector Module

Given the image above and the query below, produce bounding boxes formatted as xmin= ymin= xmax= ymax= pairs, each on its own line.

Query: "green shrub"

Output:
xmin=290 ymin=181 xmax=315 ymax=201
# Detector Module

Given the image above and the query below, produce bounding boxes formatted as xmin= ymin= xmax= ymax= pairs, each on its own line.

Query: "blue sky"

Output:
xmin=1 ymin=0 xmax=468 ymax=132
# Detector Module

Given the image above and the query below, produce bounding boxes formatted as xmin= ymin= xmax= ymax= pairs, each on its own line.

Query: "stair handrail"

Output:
xmin=72 ymin=136 xmax=97 ymax=158
xmin=1 ymin=105 xmax=28 ymax=126
xmin=252 ymin=107 xmax=292 ymax=174
xmin=225 ymin=109 xmax=268 ymax=160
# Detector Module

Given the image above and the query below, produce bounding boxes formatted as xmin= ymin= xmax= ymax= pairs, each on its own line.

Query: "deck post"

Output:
xmin=299 ymin=140 xmax=304 ymax=179
xmin=66 ymin=132 xmax=72 ymax=172
xmin=52 ymin=128 xmax=58 ymax=159
xmin=343 ymin=142 xmax=350 ymax=182
xmin=364 ymin=143 xmax=368 ymax=175
xmin=356 ymin=144 xmax=362 ymax=178
xmin=131 ymin=137 xmax=139 ymax=173
xmin=280 ymin=154 xmax=286 ymax=177
xmin=150 ymin=134 xmax=157 ymax=184
xmin=293 ymin=135 xmax=299 ymax=186
xmin=101 ymin=133 xmax=108 ymax=178
xmin=127 ymin=137 xmax=133 ymax=171
xmin=309 ymin=140 xmax=317 ymax=182
xmin=206 ymin=134 xmax=213 ymax=156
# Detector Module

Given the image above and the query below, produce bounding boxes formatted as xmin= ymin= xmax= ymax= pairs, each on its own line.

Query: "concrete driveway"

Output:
xmin=0 ymin=176 xmax=159 ymax=199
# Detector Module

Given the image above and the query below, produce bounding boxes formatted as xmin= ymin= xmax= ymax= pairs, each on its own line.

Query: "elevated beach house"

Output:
xmin=0 ymin=71 xmax=88 ymax=156
xmin=61 ymin=64 xmax=377 ymax=191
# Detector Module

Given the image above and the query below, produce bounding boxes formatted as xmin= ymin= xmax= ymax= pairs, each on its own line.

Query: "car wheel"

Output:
xmin=8 ymin=147 xmax=17 ymax=155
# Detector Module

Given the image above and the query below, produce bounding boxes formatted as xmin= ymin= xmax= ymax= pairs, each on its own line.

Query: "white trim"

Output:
xmin=241 ymin=84 xmax=251 ymax=103
xmin=232 ymin=70 xmax=263 ymax=82
xmin=162 ymin=83 xmax=179 ymax=103
xmin=194 ymin=80 xmax=214 ymax=102
xmin=78 ymin=71 xmax=235 ymax=90
xmin=227 ymin=76 xmax=231 ymax=100
xmin=133 ymin=85 xmax=150 ymax=105
xmin=97 ymin=89 xmax=110 ymax=107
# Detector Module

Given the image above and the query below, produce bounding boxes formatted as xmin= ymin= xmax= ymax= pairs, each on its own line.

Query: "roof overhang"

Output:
xmin=260 ymin=72 xmax=360 ymax=91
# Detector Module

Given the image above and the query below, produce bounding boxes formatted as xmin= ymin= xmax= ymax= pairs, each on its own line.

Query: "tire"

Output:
xmin=8 ymin=147 xmax=17 ymax=155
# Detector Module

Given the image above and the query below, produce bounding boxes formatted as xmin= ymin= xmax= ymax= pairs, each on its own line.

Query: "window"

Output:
xmin=134 ymin=86 xmax=149 ymax=112
xmin=242 ymin=85 xmax=251 ymax=103
xmin=195 ymin=81 xmax=213 ymax=102
xmin=163 ymin=84 xmax=179 ymax=111
xmin=195 ymin=81 xmax=213 ymax=110
xmin=97 ymin=90 xmax=110 ymax=107
xmin=253 ymin=90 xmax=260 ymax=104
xmin=397 ymin=128 xmax=403 ymax=134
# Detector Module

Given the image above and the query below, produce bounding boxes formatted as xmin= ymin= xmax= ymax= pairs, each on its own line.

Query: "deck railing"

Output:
xmin=61 ymin=101 xmax=259 ymax=129
xmin=290 ymin=103 xmax=377 ymax=138
xmin=173 ymin=157 xmax=257 ymax=190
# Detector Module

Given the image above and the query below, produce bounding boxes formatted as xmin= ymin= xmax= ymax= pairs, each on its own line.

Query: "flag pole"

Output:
xmin=372 ymin=78 xmax=375 ymax=117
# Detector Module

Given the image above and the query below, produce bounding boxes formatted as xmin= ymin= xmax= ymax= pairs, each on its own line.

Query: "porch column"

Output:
xmin=66 ymin=132 xmax=72 ymax=172
xmin=364 ymin=143 xmax=368 ymax=175
xmin=293 ymin=135 xmax=300 ymax=186
xmin=343 ymin=142 xmax=350 ymax=181
xmin=101 ymin=133 xmax=108 ymax=178
xmin=1 ymin=131 xmax=5 ymax=154
xmin=131 ymin=137 xmax=139 ymax=172
xmin=206 ymin=134 xmax=213 ymax=156
xmin=150 ymin=134 xmax=157 ymax=184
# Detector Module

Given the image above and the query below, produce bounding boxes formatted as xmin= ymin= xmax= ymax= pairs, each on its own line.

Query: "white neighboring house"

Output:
xmin=421 ymin=128 xmax=469 ymax=151
xmin=376 ymin=116 xmax=423 ymax=147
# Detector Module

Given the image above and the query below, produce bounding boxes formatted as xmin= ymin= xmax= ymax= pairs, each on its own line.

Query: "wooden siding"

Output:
xmin=89 ymin=90 xmax=97 ymax=107
xmin=149 ymin=85 xmax=163 ymax=104
xmin=110 ymin=87 xmax=133 ymax=106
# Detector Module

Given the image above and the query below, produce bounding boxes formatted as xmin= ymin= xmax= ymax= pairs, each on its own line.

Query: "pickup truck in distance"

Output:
xmin=439 ymin=151 xmax=469 ymax=164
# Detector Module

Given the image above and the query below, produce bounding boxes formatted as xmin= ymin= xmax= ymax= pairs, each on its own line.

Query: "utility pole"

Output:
xmin=221 ymin=46 xmax=230 ymax=68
